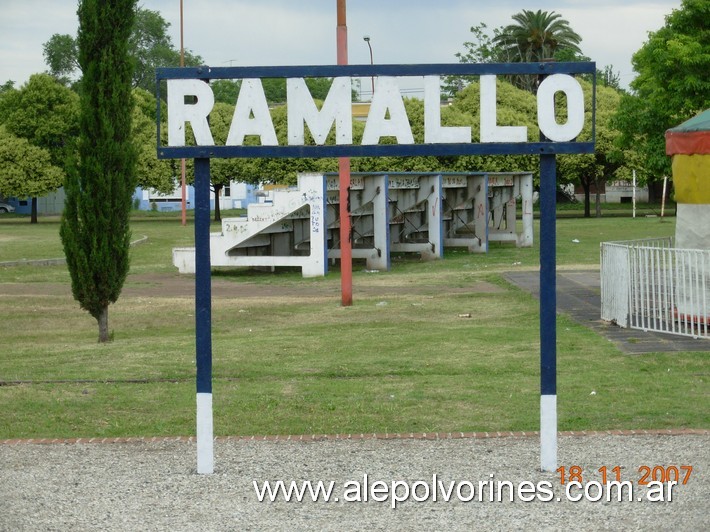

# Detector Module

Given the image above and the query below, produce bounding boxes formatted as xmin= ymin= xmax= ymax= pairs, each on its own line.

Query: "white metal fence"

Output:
xmin=601 ymin=238 xmax=710 ymax=339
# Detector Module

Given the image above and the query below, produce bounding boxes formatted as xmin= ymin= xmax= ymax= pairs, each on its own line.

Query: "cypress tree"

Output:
xmin=61 ymin=0 xmax=138 ymax=343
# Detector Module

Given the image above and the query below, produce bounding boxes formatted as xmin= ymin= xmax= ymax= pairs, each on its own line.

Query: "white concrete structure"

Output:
xmin=173 ymin=173 xmax=328 ymax=277
xmin=383 ymin=173 xmax=443 ymax=260
xmin=488 ymin=173 xmax=534 ymax=248
xmin=173 ymin=172 xmax=534 ymax=278
xmin=326 ymin=173 xmax=390 ymax=271
xmin=604 ymin=180 xmax=649 ymax=204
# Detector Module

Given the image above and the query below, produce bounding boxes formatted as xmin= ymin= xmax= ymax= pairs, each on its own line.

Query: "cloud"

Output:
xmin=562 ymin=3 xmax=673 ymax=82
xmin=0 ymin=0 xmax=682 ymax=90
xmin=0 ymin=1 xmax=76 ymax=85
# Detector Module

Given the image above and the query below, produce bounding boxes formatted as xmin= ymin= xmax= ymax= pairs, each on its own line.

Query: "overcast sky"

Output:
xmin=1 ymin=0 xmax=681 ymax=92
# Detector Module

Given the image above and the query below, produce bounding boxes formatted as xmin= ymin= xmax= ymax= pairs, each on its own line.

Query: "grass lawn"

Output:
xmin=0 ymin=211 xmax=707 ymax=439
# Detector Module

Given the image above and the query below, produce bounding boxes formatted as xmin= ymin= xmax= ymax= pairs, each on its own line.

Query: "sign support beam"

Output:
xmin=155 ymin=61 xmax=595 ymax=476
xmin=194 ymin=157 xmax=214 ymax=474
xmin=539 ymin=153 xmax=557 ymax=472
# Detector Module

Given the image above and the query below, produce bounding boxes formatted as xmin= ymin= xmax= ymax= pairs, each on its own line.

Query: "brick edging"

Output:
xmin=2 ymin=428 xmax=707 ymax=445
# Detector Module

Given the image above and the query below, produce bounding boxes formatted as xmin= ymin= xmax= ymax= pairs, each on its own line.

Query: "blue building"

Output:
xmin=2 ymin=181 xmax=260 ymax=215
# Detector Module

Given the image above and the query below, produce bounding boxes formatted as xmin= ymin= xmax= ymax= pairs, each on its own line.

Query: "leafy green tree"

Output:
xmin=443 ymin=23 xmax=499 ymax=97
xmin=210 ymin=79 xmax=348 ymax=106
xmin=614 ymin=0 xmax=709 ymax=186
xmin=189 ymin=76 xmax=607 ymax=196
xmin=0 ymin=127 xmax=64 ymax=207
xmin=132 ymin=88 xmax=180 ymax=194
xmin=353 ymin=98 xmax=446 ymax=175
xmin=455 ymin=23 xmax=500 ymax=65
xmin=558 ymin=81 xmax=625 ymax=217
xmin=0 ymin=74 xmax=80 ymax=164
xmin=304 ymin=78 xmax=347 ymax=103
xmin=216 ymin=80 xmax=545 ymax=185
xmin=598 ymin=65 xmax=622 ymax=90
xmin=129 ymin=8 xmax=202 ymax=91
xmin=0 ymin=74 xmax=79 ymax=222
xmin=208 ymin=102 xmax=246 ymax=221
xmin=176 ymin=100 xmax=260 ymax=220
xmin=61 ymin=0 xmax=138 ymax=343
xmin=443 ymin=77 xmax=538 ymax=174
xmin=212 ymin=79 xmax=241 ymax=105
xmin=0 ymin=80 xmax=15 ymax=93
xmin=227 ymin=104 xmax=323 ymax=187
xmin=216 ymin=78 xmax=352 ymax=106
xmin=43 ymin=7 xmax=202 ymax=92
xmin=42 ymin=34 xmax=80 ymax=86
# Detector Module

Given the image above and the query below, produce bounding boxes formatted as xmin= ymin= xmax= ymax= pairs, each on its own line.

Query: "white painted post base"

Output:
xmin=197 ymin=392 xmax=214 ymax=474
xmin=540 ymin=394 xmax=557 ymax=472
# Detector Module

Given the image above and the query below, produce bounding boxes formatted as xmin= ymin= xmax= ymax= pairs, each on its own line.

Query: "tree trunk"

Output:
xmin=31 ymin=197 xmax=38 ymax=224
xmin=97 ymin=305 xmax=110 ymax=343
xmin=595 ymin=188 xmax=602 ymax=218
xmin=594 ymin=175 xmax=604 ymax=218
xmin=648 ymin=181 xmax=657 ymax=203
xmin=581 ymin=179 xmax=591 ymax=218
xmin=213 ymin=184 xmax=222 ymax=222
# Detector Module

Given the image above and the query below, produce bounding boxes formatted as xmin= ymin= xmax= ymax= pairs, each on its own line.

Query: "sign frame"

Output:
xmin=156 ymin=62 xmax=596 ymax=160
xmin=155 ymin=61 xmax=596 ymax=475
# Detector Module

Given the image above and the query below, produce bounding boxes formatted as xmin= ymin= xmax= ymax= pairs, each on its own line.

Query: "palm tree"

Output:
xmin=493 ymin=10 xmax=582 ymax=63
xmin=491 ymin=10 xmax=582 ymax=93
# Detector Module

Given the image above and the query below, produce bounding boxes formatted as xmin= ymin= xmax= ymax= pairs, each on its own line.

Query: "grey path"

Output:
xmin=504 ymin=270 xmax=710 ymax=354
xmin=1 ymin=434 xmax=708 ymax=531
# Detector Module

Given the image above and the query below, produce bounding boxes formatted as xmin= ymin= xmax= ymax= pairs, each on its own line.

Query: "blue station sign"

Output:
xmin=156 ymin=62 xmax=595 ymax=160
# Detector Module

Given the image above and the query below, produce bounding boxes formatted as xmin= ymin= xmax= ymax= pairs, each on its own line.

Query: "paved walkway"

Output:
xmin=504 ymin=269 xmax=709 ymax=354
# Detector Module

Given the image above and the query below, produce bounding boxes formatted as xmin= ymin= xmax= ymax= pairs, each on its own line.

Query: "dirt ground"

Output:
xmin=2 ymin=271 xmax=505 ymax=300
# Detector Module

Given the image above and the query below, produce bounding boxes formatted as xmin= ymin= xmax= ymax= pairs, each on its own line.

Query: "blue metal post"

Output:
xmin=539 ymin=153 xmax=557 ymax=472
xmin=194 ymin=157 xmax=213 ymax=474
xmin=194 ymin=158 xmax=212 ymax=394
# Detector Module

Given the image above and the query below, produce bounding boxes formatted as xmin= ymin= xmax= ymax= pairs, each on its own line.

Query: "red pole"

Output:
xmin=337 ymin=0 xmax=353 ymax=306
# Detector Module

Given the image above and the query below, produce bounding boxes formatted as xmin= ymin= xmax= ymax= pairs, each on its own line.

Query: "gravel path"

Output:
xmin=1 ymin=433 xmax=707 ymax=531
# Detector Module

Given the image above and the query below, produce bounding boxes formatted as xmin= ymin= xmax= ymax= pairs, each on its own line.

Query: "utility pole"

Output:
xmin=337 ymin=0 xmax=352 ymax=306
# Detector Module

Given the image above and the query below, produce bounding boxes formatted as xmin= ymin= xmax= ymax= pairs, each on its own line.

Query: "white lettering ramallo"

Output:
xmin=167 ymin=75 xmax=585 ymax=148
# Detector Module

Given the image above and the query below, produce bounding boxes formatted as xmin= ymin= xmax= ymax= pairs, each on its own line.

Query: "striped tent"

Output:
xmin=665 ymin=109 xmax=710 ymax=323
xmin=665 ymin=109 xmax=710 ymax=250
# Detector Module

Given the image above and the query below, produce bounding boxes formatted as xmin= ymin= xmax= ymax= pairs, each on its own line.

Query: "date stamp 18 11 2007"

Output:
xmin=556 ymin=465 xmax=694 ymax=486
